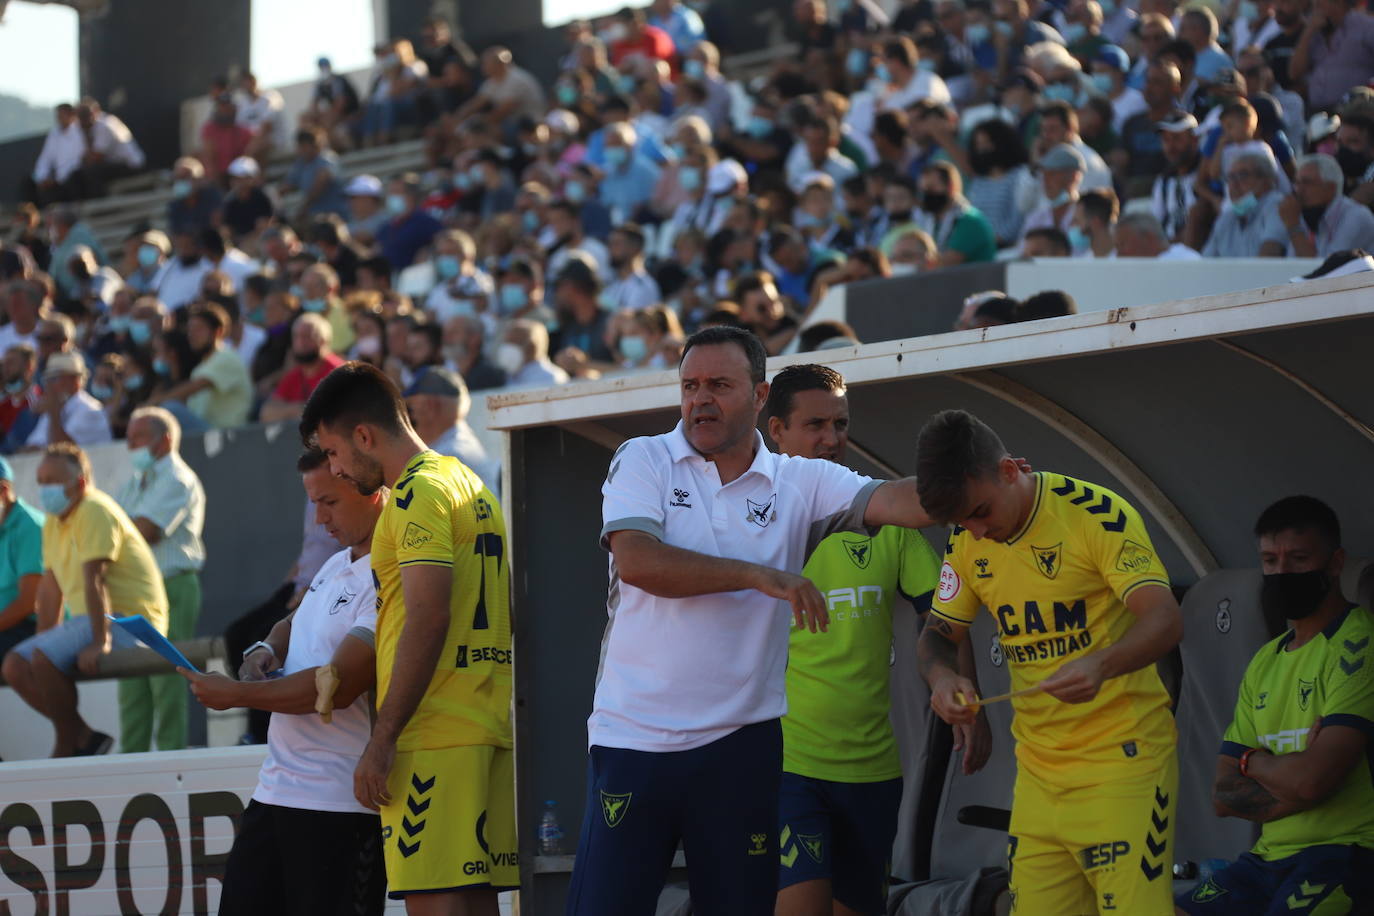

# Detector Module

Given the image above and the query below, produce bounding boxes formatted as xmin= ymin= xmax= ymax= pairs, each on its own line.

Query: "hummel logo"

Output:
xmin=669 ymin=488 xmax=692 ymax=508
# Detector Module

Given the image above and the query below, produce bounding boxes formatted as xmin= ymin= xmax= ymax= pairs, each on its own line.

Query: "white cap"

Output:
xmin=1308 ymin=112 xmax=1341 ymax=143
xmin=226 ymin=156 xmax=260 ymax=178
xmin=344 ymin=174 xmax=383 ymax=197
xmin=545 ymin=109 xmax=579 ymax=135
xmin=707 ymin=159 xmax=747 ymax=195
xmin=799 ymin=170 xmax=834 ymax=191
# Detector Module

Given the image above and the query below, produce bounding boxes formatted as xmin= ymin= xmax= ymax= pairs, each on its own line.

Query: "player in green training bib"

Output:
xmin=1180 ymin=496 xmax=1374 ymax=914
xmin=765 ymin=365 xmax=990 ymax=916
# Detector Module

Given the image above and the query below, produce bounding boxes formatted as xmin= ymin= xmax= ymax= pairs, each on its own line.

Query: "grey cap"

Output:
xmin=403 ymin=366 xmax=466 ymax=399
xmin=1041 ymin=143 xmax=1086 ymax=172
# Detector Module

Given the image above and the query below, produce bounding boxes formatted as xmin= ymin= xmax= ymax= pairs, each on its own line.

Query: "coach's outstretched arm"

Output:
xmin=610 ymin=529 xmax=830 ymax=632
xmin=863 ymin=461 xmax=1034 ymax=532
xmin=1038 ymin=584 xmax=1183 ymax=703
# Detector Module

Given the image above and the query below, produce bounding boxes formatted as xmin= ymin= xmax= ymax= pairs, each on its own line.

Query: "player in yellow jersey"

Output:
xmin=914 ymin=410 xmax=1184 ymax=916
xmin=300 ymin=362 xmax=514 ymax=916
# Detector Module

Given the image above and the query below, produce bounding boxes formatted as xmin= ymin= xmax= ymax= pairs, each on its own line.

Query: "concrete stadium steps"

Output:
xmin=82 ymin=138 xmax=428 ymax=256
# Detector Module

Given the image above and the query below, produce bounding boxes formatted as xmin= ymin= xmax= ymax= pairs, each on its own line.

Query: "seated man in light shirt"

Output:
xmin=180 ymin=447 xmax=387 ymax=916
xmin=22 ymin=352 xmax=112 ymax=451
xmin=403 ymin=366 xmax=501 ymax=495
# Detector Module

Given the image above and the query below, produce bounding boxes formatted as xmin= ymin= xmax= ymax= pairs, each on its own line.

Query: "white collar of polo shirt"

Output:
xmin=666 ymin=420 xmax=777 ymax=485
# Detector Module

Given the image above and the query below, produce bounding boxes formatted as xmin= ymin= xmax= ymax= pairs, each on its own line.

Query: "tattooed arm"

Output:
xmin=919 ymin=615 xmax=981 ymax=727
xmin=1212 ymin=755 xmax=1307 ymax=823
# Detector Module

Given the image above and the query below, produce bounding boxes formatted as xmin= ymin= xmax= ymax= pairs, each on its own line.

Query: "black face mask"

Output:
xmin=1335 ymin=145 xmax=1370 ymax=179
xmin=970 ymin=149 xmax=999 ymax=175
xmin=921 ymin=191 xmax=950 ymax=214
xmin=1260 ymin=570 xmax=1331 ymax=621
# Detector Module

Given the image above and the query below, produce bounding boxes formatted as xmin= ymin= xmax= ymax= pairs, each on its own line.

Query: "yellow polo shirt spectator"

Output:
xmin=43 ymin=487 xmax=168 ymax=633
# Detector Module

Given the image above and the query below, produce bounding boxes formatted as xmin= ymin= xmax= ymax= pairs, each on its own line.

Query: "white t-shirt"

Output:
xmin=26 ymin=389 xmax=111 ymax=448
xmin=254 ymin=547 xmax=378 ymax=814
xmin=880 ymin=69 xmax=952 ymax=111
xmin=593 ymin=423 xmax=880 ymax=753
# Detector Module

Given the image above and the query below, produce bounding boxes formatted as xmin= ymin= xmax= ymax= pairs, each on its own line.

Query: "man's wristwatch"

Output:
xmin=242 ymin=641 xmax=277 ymax=663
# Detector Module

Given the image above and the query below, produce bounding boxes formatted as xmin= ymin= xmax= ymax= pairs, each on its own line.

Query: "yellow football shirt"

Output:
xmin=931 ymin=472 xmax=1175 ymax=787
xmin=371 ymin=449 xmax=512 ymax=752
xmin=43 ymin=488 xmax=169 ymax=633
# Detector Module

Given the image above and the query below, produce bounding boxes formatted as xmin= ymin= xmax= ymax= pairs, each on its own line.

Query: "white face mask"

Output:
xmin=889 ymin=261 xmax=919 ymax=276
xmin=496 ymin=342 xmax=526 ymax=375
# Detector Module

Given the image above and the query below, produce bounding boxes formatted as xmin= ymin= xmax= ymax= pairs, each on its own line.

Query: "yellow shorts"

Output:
xmin=379 ymin=744 xmax=518 ymax=896
xmin=1007 ymin=752 xmax=1178 ymax=916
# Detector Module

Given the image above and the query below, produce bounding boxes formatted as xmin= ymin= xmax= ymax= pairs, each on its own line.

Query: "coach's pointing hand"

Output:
xmin=1039 ymin=653 xmax=1107 ymax=704
xmin=756 ymin=568 xmax=829 ymax=632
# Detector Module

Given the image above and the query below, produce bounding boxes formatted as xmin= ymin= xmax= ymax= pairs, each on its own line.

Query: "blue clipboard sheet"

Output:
xmin=110 ymin=615 xmax=199 ymax=672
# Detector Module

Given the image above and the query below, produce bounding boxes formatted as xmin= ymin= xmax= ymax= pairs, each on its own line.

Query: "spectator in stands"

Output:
xmin=167 ymin=157 xmax=223 ymax=237
xmin=1151 ymin=111 xmax=1203 ymax=244
xmin=1183 ymin=496 xmax=1374 ymax=914
xmin=1288 ymin=0 xmax=1374 ymax=112
xmin=1 ymin=443 xmax=168 ymax=757
xmin=876 ymin=35 xmax=953 ymax=110
xmin=787 ymin=117 xmax=860 ymax=195
xmin=260 ymin=314 xmax=343 ymax=422
xmin=1279 ymin=153 xmax=1374 ymax=256
xmin=200 ymin=94 xmax=254 ymax=185
xmin=417 ymin=17 xmax=478 ymax=123
xmin=200 ymin=227 xmax=258 ymax=294
xmin=403 ymin=366 xmax=500 ymax=493
xmin=345 ymin=175 xmax=388 ymax=246
xmin=47 ymin=206 xmax=106 ymax=304
xmin=153 ymin=229 xmax=212 ymax=311
xmin=1069 ymin=188 xmax=1119 ymax=256
xmin=650 ymin=0 xmax=706 ymax=54
xmin=551 ymin=261 xmax=615 ymax=364
xmin=683 ymin=41 xmax=729 ymax=132
xmin=468 ymin=150 xmax=518 ymax=221
xmin=885 ymin=227 xmax=941 ymax=274
xmin=72 ymin=98 xmax=145 ymax=198
xmin=63 ymin=245 xmax=122 ymax=318
xmin=113 ymin=406 xmax=205 ymax=753
xmin=423 ymin=229 xmax=494 ymax=325
xmin=1120 ymin=63 xmax=1185 ymax=195
xmin=1094 ymin=44 xmax=1147 ymax=133
xmin=0 ymin=279 xmax=46 ymax=354
xmin=311 ymin=216 xmax=363 ymax=289
xmin=300 ymin=264 xmax=355 ymax=354
xmin=377 ymin=175 xmax=442 ymax=271
xmin=1020 ymin=143 xmax=1085 ymax=248
xmin=735 ymin=271 xmax=799 ymax=355
xmin=1203 ymin=152 xmax=1289 ymax=256
xmin=443 ymin=314 xmax=506 ymax=391
xmin=306 ymin=56 xmax=363 ymax=152
xmin=1335 ymin=116 xmax=1374 ymax=204
xmin=34 ymin=314 xmax=75 ymax=371
xmin=1034 ymin=100 xmax=1113 ymax=193
xmin=361 ymin=38 xmax=429 ymax=147
xmin=603 ymin=224 xmax=662 ymax=311
xmin=0 ymin=344 xmax=39 ymax=437
xmin=499 ymin=318 xmax=570 ymax=388
xmin=916 ymin=161 xmax=998 ymax=265
xmin=1018 ymin=289 xmax=1079 ymax=319
xmin=0 ymin=455 xmax=42 ymax=657
xmin=281 ymin=128 xmax=348 ymax=222
xmin=250 ymin=290 xmax=299 ymax=400
xmin=1021 ymin=226 xmax=1074 ymax=257
xmin=961 ymin=118 xmax=1036 ymax=247
xmin=28 ymin=103 xmax=83 ymax=206
xmin=220 ymin=157 xmax=274 ymax=242
xmin=236 ymin=72 xmax=285 ymax=161
xmin=617 ymin=304 xmax=683 ymax=370
xmin=599 ymin=122 xmax=663 ymax=220
xmin=148 ymin=303 xmax=251 ymax=429
xmin=403 ymin=324 xmax=444 ymax=382
xmin=1113 ymin=211 xmax=1203 ymax=259
xmin=455 ymin=46 xmax=547 ymax=137
xmin=954 ymin=291 xmax=1022 ymax=330
xmin=15 ymin=353 xmax=110 ymax=452
xmin=10 ymin=202 xmax=50 ymax=272
xmin=1179 ymin=6 xmax=1233 ymax=82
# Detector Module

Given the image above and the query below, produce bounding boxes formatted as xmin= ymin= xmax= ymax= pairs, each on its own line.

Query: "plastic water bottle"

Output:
xmin=538 ymin=800 xmax=565 ymax=856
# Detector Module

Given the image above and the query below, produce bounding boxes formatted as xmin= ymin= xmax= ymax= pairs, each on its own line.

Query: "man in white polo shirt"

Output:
xmin=179 ymin=448 xmax=387 ymax=915
xmin=566 ymin=326 xmax=944 ymax=915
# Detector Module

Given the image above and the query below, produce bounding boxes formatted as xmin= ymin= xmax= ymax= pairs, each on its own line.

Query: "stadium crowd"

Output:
xmin=0 ymin=0 xmax=1371 ymax=457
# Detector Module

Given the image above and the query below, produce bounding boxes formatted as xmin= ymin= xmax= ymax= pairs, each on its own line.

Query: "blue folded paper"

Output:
xmin=110 ymin=615 xmax=199 ymax=673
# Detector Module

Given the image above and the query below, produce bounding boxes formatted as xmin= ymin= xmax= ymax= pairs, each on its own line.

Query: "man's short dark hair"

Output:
xmin=1018 ymin=290 xmax=1078 ymax=321
xmin=797 ymin=319 xmax=858 ymax=352
xmin=915 ymin=410 xmax=1009 ymax=525
xmin=297 ymin=448 xmax=330 ymax=473
xmin=299 ymin=361 xmax=408 ymax=444
xmin=1024 ymin=227 xmax=1072 ymax=256
xmin=199 ymin=227 xmax=228 ymax=259
xmin=409 ymin=323 xmax=443 ymax=359
xmin=1254 ymin=495 xmax=1341 ymax=551
xmin=188 ymin=302 xmax=229 ymax=336
xmin=765 ymin=364 xmax=845 ymax=422
xmin=681 ymin=326 xmax=767 ymax=384
xmin=245 ymin=273 xmax=273 ymax=300
xmin=1039 ymin=99 xmax=1075 ymax=127
xmin=1078 ymin=188 xmax=1119 ymax=225
xmin=1160 ymin=38 xmax=1196 ymax=68
xmin=359 ymin=255 xmax=393 ymax=278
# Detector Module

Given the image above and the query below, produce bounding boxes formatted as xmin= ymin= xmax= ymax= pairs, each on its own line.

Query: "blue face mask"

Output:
xmin=435 ymin=255 xmax=463 ymax=280
xmin=679 ymin=166 xmax=702 ymax=191
xmin=153 ymin=357 xmax=171 ymax=377
xmin=604 ymin=146 xmax=629 ymax=170
xmin=137 ymin=244 xmax=160 ymax=269
xmin=620 ymin=335 xmax=648 ymax=363
xmin=90 ymin=382 xmax=114 ymax=401
xmin=1050 ymin=189 xmax=1072 ymax=208
xmin=995 ymin=20 xmax=1014 ymax=38
xmin=1044 ymin=82 xmax=1078 ymax=103
xmin=39 ymin=483 xmax=71 ymax=516
xmin=1091 ymin=72 xmax=1116 ymax=95
xmin=124 ymin=374 xmax=144 ymax=390
xmin=1231 ymin=191 xmax=1259 ymax=218
xmin=875 ymin=63 xmax=893 ymax=84
xmin=565 ymin=180 xmax=587 ymax=203
xmin=302 ymin=297 xmax=327 ymax=313
xmin=670 ymin=142 xmax=688 ymax=160
xmin=108 ymin=315 xmax=131 ymax=334
xmin=684 ymin=59 xmax=705 ymax=79
xmin=130 ymin=446 xmax=156 ymax=472
xmin=1239 ymin=0 xmax=1258 ymax=18
xmin=454 ymin=172 xmax=473 ymax=192
xmin=385 ymin=193 xmax=408 ymax=216
xmin=556 ymin=84 xmax=579 ymax=106
xmin=171 ymin=179 xmax=193 ymax=200
xmin=499 ymin=283 xmax=528 ymax=313
xmin=1067 ymin=225 xmax=1091 ymax=251
xmin=918 ymin=59 xmax=937 ymax=73
xmin=1062 ymin=22 xmax=1088 ymax=44
xmin=467 ymin=164 xmax=486 ymax=185
xmin=522 ymin=210 xmax=540 ymax=232
xmin=745 ymin=115 xmax=773 ymax=138
xmin=967 ymin=23 xmax=991 ymax=44
xmin=130 ymin=323 xmax=153 ymax=346
xmin=845 ymin=47 xmax=869 ymax=76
